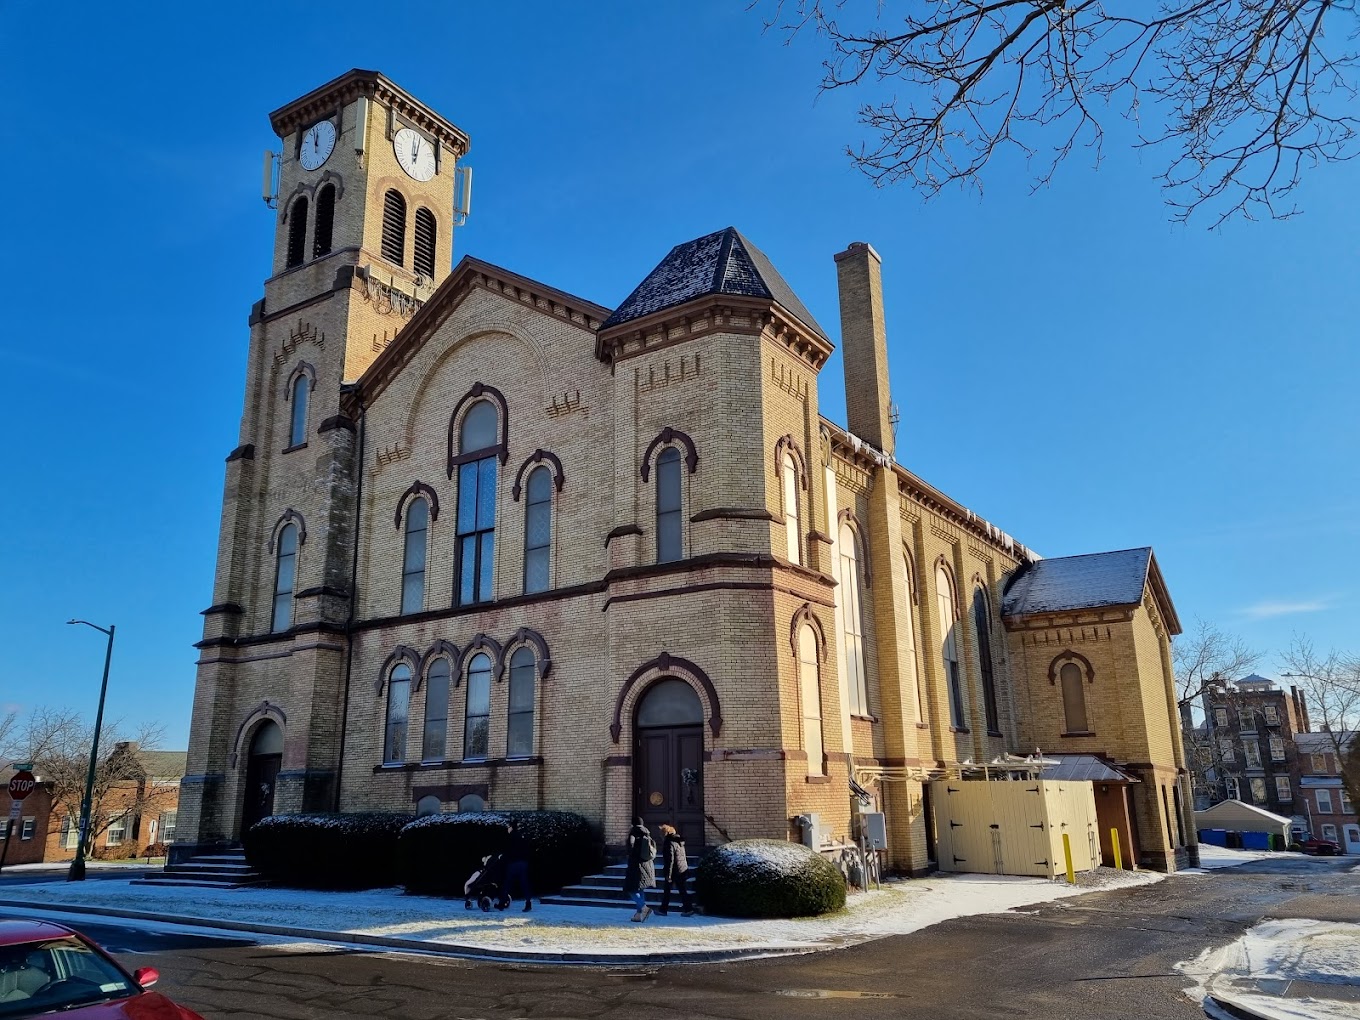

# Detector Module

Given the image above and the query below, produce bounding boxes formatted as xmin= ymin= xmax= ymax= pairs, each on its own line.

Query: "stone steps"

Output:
xmin=540 ymin=855 xmax=698 ymax=910
xmin=131 ymin=848 xmax=266 ymax=889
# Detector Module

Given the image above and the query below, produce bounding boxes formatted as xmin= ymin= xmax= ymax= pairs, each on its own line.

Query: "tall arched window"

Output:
xmin=285 ymin=196 xmax=308 ymax=268
xmin=656 ymin=446 xmax=682 ymax=563
xmin=972 ymin=586 xmax=1000 ymax=734
xmin=798 ymin=624 xmax=824 ymax=776
xmin=400 ymin=497 xmax=428 ymax=615
xmin=422 ymin=657 xmax=450 ymax=762
xmin=523 ymin=466 xmax=552 ymax=594
xmin=312 ymin=184 xmax=335 ymax=258
xmin=1061 ymin=662 xmax=1089 ymax=733
xmin=288 ymin=375 xmax=309 ymax=448
xmin=937 ymin=565 xmax=965 ymax=728
xmin=903 ymin=554 xmax=925 ymax=722
xmin=464 ymin=653 xmax=491 ymax=760
xmin=384 ymin=663 xmax=411 ymax=764
xmin=782 ymin=453 xmax=801 ymax=565
xmin=272 ymin=523 xmax=298 ymax=633
xmin=839 ymin=523 xmax=868 ymax=716
xmin=414 ymin=207 xmax=437 ymax=278
xmin=456 ymin=402 xmax=498 ymax=606
xmin=381 ymin=189 xmax=406 ymax=266
xmin=507 ymin=647 xmax=536 ymax=758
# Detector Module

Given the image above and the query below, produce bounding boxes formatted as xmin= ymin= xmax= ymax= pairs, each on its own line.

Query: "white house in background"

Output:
xmin=1193 ymin=799 xmax=1293 ymax=844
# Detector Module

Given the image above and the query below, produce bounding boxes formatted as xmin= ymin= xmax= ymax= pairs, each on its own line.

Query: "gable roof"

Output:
xmin=1296 ymin=732 xmax=1356 ymax=753
xmin=602 ymin=227 xmax=827 ymax=341
xmin=1194 ymin=799 xmax=1293 ymax=827
xmin=1002 ymin=547 xmax=1181 ymax=633
xmin=136 ymin=750 xmax=187 ymax=780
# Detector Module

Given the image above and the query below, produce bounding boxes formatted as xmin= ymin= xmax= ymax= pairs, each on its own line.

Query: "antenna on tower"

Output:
xmin=261 ymin=151 xmax=278 ymax=209
xmin=888 ymin=400 xmax=900 ymax=456
xmin=454 ymin=164 xmax=473 ymax=227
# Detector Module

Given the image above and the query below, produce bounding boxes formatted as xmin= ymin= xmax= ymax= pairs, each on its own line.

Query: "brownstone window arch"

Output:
xmin=1049 ymin=651 xmax=1094 ymax=735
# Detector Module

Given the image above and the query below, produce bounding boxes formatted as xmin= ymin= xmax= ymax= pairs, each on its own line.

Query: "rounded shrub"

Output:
xmin=243 ymin=812 xmax=413 ymax=889
xmin=695 ymin=839 xmax=847 ymax=918
xmin=397 ymin=810 xmax=601 ymax=897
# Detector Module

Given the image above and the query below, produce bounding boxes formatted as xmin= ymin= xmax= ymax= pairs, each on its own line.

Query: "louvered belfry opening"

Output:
xmin=285 ymin=196 xmax=308 ymax=269
xmin=414 ymin=207 xmax=436 ymax=278
xmin=312 ymin=184 xmax=335 ymax=259
xmin=381 ymin=189 xmax=406 ymax=266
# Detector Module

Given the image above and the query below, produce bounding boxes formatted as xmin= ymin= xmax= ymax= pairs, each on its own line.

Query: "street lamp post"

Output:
xmin=66 ymin=620 xmax=115 ymax=882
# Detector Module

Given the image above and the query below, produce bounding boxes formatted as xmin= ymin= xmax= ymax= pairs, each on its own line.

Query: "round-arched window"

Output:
xmin=636 ymin=679 xmax=703 ymax=728
xmin=249 ymin=720 xmax=283 ymax=757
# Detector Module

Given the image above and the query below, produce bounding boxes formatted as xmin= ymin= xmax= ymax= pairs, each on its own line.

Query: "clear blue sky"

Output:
xmin=1 ymin=4 xmax=1355 ymax=749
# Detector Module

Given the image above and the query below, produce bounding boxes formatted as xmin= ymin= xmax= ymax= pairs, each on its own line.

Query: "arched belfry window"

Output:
xmin=839 ymin=522 xmax=868 ymax=716
xmin=422 ymin=656 xmax=450 ymax=762
xmin=455 ymin=401 xmax=498 ymax=606
xmin=401 ymin=497 xmax=428 ymax=615
xmin=507 ymin=646 xmax=536 ymax=758
xmin=1061 ymin=662 xmax=1089 ymax=734
xmin=523 ymin=466 xmax=552 ymax=594
xmin=285 ymin=196 xmax=308 ymax=269
xmin=272 ymin=523 xmax=298 ymax=633
xmin=381 ymin=189 xmax=406 ymax=266
xmin=384 ymin=663 xmax=412 ymax=764
xmin=313 ymin=184 xmax=335 ymax=258
xmin=972 ymin=585 xmax=1000 ymax=734
xmin=464 ymin=653 xmax=492 ymax=761
xmin=656 ymin=447 xmax=682 ymax=563
xmin=937 ymin=564 xmax=966 ymax=729
xmin=288 ymin=374 xmax=309 ymax=448
xmin=414 ymin=207 xmax=436 ymax=278
xmin=798 ymin=624 xmax=824 ymax=776
xmin=782 ymin=453 xmax=802 ymax=565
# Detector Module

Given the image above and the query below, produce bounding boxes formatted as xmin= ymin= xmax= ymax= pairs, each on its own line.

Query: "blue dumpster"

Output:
xmin=1240 ymin=830 xmax=1271 ymax=850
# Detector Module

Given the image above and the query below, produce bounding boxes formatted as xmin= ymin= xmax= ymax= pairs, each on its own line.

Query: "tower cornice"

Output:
xmin=269 ymin=68 xmax=470 ymax=156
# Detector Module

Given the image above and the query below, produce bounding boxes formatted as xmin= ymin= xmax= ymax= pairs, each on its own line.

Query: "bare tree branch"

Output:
xmin=759 ymin=0 xmax=1358 ymax=225
xmin=1282 ymin=637 xmax=1360 ymax=815
xmin=1173 ymin=618 xmax=1260 ymax=804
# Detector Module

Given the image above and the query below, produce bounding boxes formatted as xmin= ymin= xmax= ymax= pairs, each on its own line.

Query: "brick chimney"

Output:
xmin=834 ymin=241 xmax=894 ymax=457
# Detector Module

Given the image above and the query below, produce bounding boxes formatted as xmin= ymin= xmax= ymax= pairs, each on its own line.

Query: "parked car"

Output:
xmin=0 ymin=918 xmax=204 ymax=1018
xmin=1289 ymin=837 xmax=1342 ymax=856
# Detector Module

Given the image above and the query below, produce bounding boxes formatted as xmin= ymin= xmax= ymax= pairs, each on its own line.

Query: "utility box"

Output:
xmin=797 ymin=812 xmax=823 ymax=849
xmin=930 ymin=779 xmax=1099 ymax=879
xmin=859 ymin=811 xmax=887 ymax=850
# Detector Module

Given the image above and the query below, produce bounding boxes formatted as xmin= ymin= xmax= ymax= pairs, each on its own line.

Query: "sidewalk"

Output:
xmin=0 ymin=864 xmax=1162 ymax=964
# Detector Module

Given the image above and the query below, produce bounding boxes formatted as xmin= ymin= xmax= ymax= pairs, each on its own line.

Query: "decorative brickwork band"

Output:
xmin=394 ymin=481 xmax=441 ymax=529
xmin=639 ymin=427 xmax=699 ymax=482
xmin=447 ymin=382 xmax=510 ymax=476
xmin=511 ymin=449 xmax=566 ymax=501
xmin=377 ymin=646 xmax=422 ymax=694
xmin=1047 ymin=650 xmax=1095 ymax=685
xmin=774 ymin=434 xmax=810 ymax=489
xmin=268 ymin=508 xmax=307 ymax=553
xmin=228 ymin=700 xmax=287 ymax=768
xmin=790 ymin=603 xmax=829 ymax=662
xmin=609 ymin=651 xmax=722 ymax=743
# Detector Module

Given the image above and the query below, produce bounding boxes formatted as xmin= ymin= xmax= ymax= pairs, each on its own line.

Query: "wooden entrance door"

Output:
xmin=242 ymin=752 xmax=281 ymax=835
xmin=635 ymin=725 xmax=704 ymax=847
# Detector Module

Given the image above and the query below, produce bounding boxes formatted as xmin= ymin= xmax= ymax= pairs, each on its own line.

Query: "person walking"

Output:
xmin=622 ymin=816 xmax=656 ymax=922
xmin=503 ymin=820 xmax=533 ymax=912
xmin=656 ymin=823 xmax=693 ymax=916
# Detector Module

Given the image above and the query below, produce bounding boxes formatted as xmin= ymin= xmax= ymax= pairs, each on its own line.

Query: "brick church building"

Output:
xmin=180 ymin=70 xmax=1197 ymax=873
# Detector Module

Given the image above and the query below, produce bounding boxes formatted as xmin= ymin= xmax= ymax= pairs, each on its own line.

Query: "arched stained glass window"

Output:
xmin=972 ymin=586 xmax=999 ymax=733
xmin=798 ymin=625 xmax=823 ymax=776
xmin=384 ymin=664 xmax=411 ymax=764
xmin=507 ymin=647 xmax=535 ymax=758
xmin=656 ymin=447 xmax=682 ymax=563
xmin=272 ymin=524 xmax=298 ymax=633
xmin=937 ymin=566 xmax=965 ymax=729
xmin=288 ymin=375 xmax=309 ymax=448
xmin=464 ymin=653 xmax=491 ymax=760
xmin=783 ymin=454 xmax=801 ymax=565
xmin=401 ymin=497 xmax=428 ymax=615
xmin=839 ymin=524 xmax=868 ymax=716
xmin=456 ymin=403 xmax=498 ymax=605
xmin=523 ymin=466 xmax=551 ymax=594
xmin=422 ymin=657 xmax=450 ymax=762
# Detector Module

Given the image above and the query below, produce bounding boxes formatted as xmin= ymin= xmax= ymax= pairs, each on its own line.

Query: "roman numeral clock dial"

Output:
xmin=298 ymin=120 xmax=335 ymax=171
xmin=394 ymin=127 xmax=436 ymax=182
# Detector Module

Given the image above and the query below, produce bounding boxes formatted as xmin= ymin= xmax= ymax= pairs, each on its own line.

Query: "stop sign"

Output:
xmin=7 ymin=770 xmax=35 ymax=801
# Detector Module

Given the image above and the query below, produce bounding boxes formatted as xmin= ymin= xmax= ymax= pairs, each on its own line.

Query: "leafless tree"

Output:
xmin=1283 ymin=638 xmax=1360 ymax=814
xmin=1173 ymin=618 xmax=1259 ymax=804
xmin=761 ymin=1 xmax=1359 ymax=226
xmin=0 ymin=711 xmax=16 ymax=760
xmin=15 ymin=707 xmax=166 ymax=859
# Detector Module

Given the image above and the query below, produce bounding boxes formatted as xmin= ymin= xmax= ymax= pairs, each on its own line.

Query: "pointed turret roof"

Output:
xmin=602 ymin=227 xmax=827 ymax=341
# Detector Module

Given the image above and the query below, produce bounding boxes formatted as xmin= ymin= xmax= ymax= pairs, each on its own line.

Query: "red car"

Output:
xmin=1291 ymin=837 xmax=1343 ymax=856
xmin=0 ymin=919 xmax=204 ymax=1018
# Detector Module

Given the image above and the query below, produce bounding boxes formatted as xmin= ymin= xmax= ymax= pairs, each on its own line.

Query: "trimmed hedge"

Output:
xmin=397 ymin=810 xmax=601 ymax=897
xmin=695 ymin=839 xmax=846 ymax=918
xmin=243 ymin=812 xmax=413 ymax=889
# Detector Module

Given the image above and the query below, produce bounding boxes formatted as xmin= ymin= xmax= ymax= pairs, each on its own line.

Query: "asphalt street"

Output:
xmin=5 ymin=856 xmax=1355 ymax=1020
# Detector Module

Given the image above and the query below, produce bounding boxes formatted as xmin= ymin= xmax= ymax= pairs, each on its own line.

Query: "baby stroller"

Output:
xmin=463 ymin=853 xmax=510 ymax=911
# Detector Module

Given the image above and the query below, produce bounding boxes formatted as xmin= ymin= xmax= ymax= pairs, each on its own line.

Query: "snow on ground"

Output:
xmin=0 ymin=867 xmax=1161 ymax=957
xmin=1178 ymin=919 xmax=1360 ymax=1020
xmin=1184 ymin=846 xmax=1309 ymax=872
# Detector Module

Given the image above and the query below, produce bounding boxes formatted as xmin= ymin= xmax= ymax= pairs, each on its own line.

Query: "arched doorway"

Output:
xmin=241 ymin=720 xmax=283 ymax=836
xmin=634 ymin=679 xmax=704 ymax=847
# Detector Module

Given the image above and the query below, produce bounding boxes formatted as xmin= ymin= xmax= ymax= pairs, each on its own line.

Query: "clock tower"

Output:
xmin=181 ymin=72 xmax=470 ymax=846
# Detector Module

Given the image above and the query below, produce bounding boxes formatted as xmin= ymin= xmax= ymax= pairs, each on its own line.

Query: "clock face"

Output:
xmin=299 ymin=120 xmax=336 ymax=171
xmin=394 ymin=127 xmax=436 ymax=182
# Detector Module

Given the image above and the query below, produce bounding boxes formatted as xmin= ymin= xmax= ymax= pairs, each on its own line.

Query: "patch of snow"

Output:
xmin=0 ymin=866 xmax=1161 ymax=959
xmin=1178 ymin=919 xmax=1360 ymax=1020
xmin=1182 ymin=845 xmax=1309 ymax=872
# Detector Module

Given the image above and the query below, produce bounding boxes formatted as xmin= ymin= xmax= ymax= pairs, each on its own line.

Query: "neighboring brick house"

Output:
xmin=1 ymin=747 xmax=185 ymax=865
xmin=1194 ymin=676 xmax=1310 ymax=823
xmin=178 ymin=69 xmax=1197 ymax=874
xmin=1293 ymin=732 xmax=1359 ymax=853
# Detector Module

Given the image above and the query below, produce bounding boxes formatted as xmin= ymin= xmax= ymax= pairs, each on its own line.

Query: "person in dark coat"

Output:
xmin=622 ymin=817 xmax=656 ymax=922
xmin=656 ymin=823 xmax=693 ymax=916
xmin=503 ymin=820 xmax=533 ymax=912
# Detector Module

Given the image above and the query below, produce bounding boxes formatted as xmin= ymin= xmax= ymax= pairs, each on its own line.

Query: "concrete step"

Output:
xmin=166 ymin=862 xmax=256 ymax=873
xmin=130 ymin=877 xmax=264 ymax=889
